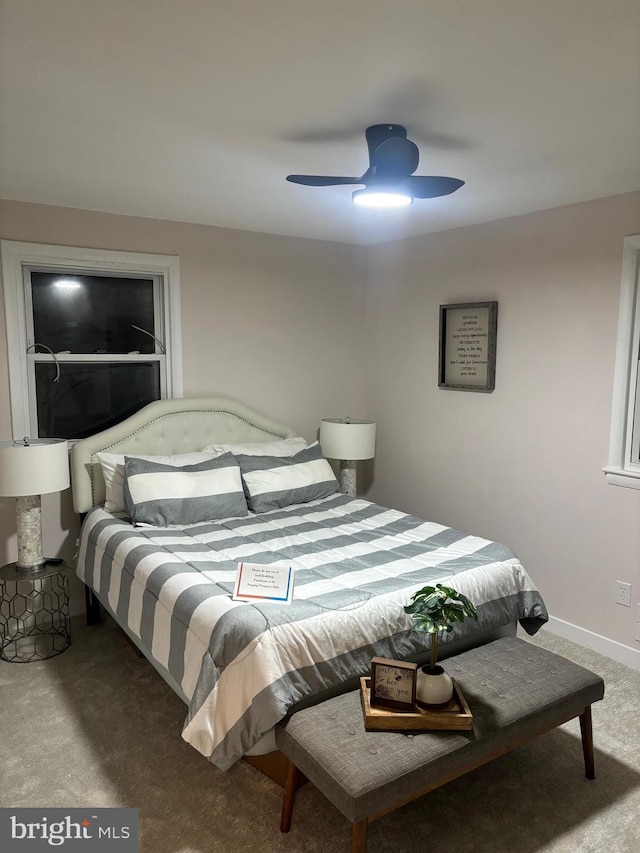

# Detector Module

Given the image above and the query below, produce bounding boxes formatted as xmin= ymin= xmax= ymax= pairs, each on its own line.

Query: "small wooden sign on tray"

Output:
xmin=360 ymin=677 xmax=473 ymax=732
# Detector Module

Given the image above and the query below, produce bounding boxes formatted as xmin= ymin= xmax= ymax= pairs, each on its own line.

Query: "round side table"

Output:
xmin=0 ymin=562 xmax=71 ymax=663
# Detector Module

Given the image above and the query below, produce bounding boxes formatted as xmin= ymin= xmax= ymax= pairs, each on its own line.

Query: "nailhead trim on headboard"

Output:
xmin=87 ymin=409 xmax=290 ymax=504
xmin=70 ymin=398 xmax=297 ymax=513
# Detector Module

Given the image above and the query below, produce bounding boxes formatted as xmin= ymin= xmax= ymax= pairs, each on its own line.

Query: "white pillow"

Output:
xmin=201 ymin=437 xmax=307 ymax=457
xmin=97 ymin=451 xmax=215 ymax=514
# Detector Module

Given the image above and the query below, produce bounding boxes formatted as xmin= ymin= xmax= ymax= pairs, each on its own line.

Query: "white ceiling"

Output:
xmin=1 ymin=0 xmax=639 ymax=246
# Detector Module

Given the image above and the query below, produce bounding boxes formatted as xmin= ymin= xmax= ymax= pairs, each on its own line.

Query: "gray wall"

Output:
xmin=364 ymin=191 xmax=640 ymax=652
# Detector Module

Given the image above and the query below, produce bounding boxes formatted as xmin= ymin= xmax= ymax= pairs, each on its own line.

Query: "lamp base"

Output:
xmin=339 ymin=460 xmax=357 ymax=497
xmin=15 ymin=494 xmax=45 ymax=572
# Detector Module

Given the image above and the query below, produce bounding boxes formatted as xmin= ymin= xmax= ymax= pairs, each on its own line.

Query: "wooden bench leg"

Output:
xmin=280 ymin=759 xmax=301 ymax=833
xmin=351 ymin=819 xmax=368 ymax=853
xmin=579 ymin=706 xmax=595 ymax=779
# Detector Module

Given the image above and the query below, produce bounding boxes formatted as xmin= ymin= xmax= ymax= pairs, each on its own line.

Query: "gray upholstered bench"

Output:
xmin=276 ymin=636 xmax=604 ymax=853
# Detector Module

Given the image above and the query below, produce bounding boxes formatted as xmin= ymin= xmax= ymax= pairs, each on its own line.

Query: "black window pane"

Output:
xmin=31 ymin=273 xmax=156 ymax=354
xmin=35 ymin=362 xmax=161 ymax=439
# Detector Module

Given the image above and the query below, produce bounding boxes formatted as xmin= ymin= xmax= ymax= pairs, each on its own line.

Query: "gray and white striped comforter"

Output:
xmin=77 ymin=494 xmax=548 ymax=770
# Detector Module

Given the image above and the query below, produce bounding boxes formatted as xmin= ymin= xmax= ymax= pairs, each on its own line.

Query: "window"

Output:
xmin=1 ymin=242 xmax=182 ymax=440
xmin=604 ymin=234 xmax=640 ymax=488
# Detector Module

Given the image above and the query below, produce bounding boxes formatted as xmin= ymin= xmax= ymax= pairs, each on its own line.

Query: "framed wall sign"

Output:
xmin=438 ymin=301 xmax=498 ymax=392
xmin=370 ymin=657 xmax=417 ymax=711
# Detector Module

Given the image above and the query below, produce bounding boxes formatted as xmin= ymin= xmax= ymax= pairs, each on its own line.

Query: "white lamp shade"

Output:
xmin=0 ymin=439 xmax=70 ymax=497
xmin=319 ymin=418 xmax=376 ymax=461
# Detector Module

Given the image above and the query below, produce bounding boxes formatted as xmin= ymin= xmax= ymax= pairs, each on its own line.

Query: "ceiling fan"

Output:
xmin=286 ymin=124 xmax=464 ymax=208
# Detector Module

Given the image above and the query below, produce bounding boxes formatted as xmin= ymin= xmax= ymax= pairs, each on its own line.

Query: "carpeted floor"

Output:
xmin=1 ymin=616 xmax=639 ymax=852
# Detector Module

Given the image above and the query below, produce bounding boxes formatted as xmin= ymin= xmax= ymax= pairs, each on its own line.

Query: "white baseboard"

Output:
xmin=544 ymin=615 xmax=640 ymax=671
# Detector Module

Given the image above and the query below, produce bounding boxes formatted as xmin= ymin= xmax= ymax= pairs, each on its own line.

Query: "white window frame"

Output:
xmin=604 ymin=234 xmax=640 ymax=488
xmin=1 ymin=241 xmax=183 ymax=440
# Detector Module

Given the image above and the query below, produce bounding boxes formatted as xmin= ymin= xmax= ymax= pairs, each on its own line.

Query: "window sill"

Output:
xmin=602 ymin=467 xmax=640 ymax=489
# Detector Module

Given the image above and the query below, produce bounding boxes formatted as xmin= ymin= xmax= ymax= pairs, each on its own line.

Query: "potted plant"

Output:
xmin=404 ymin=583 xmax=478 ymax=705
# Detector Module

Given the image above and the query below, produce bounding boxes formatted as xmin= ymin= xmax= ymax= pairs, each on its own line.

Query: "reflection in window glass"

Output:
xmin=31 ymin=273 xmax=156 ymax=354
xmin=35 ymin=362 xmax=161 ymax=439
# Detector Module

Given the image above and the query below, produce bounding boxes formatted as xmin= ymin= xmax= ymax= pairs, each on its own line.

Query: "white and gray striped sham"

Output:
xmin=123 ymin=453 xmax=248 ymax=526
xmin=237 ymin=442 xmax=339 ymax=513
xmin=97 ymin=450 xmax=216 ymax=514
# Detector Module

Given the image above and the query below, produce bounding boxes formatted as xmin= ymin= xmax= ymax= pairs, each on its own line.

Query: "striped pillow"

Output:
xmin=97 ymin=451 xmax=215 ymax=514
xmin=237 ymin=442 xmax=339 ymax=513
xmin=123 ymin=453 xmax=248 ymax=526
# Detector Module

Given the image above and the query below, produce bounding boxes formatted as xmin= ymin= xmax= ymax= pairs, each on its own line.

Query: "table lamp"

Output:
xmin=319 ymin=418 xmax=376 ymax=497
xmin=0 ymin=438 xmax=70 ymax=571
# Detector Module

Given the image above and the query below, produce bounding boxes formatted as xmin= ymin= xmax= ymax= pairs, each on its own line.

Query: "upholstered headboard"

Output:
xmin=70 ymin=397 xmax=297 ymax=513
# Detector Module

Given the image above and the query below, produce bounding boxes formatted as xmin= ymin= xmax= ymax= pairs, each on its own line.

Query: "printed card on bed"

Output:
xmin=232 ymin=562 xmax=295 ymax=604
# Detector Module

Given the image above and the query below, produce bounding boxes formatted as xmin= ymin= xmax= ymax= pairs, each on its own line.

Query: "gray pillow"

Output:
xmin=123 ymin=452 xmax=248 ymax=526
xmin=237 ymin=442 xmax=339 ymax=513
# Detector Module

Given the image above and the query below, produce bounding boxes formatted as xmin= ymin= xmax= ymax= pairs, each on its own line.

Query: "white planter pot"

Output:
xmin=416 ymin=664 xmax=454 ymax=705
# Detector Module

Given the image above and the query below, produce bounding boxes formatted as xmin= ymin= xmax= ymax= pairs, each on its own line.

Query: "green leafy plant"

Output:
xmin=404 ymin=583 xmax=478 ymax=671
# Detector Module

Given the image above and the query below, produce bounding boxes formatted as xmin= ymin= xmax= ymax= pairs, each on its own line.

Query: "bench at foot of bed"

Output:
xmin=276 ymin=636 xmax=604 ymax=853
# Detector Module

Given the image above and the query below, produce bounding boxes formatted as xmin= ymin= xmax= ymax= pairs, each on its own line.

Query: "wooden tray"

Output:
xmin=360 ymin=677 xmax=473 ymax=732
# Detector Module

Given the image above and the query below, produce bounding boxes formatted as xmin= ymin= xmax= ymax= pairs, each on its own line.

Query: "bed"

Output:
xmin=70 ymin=397 xmax=548 ymax=772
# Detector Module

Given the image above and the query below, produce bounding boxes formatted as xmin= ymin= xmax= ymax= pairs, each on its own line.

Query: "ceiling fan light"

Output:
xmin=352 ymin=189 xmax=413 ymax=208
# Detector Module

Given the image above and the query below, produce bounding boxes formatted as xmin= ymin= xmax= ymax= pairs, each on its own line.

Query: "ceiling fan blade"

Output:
xmin=406 ymin=176 xmax=465 ymax=198
xmin=286 ymin=175 xmax=361 ymax=187
xmin=365 ymin=124 xmax=407 ymax=163
xmin=371 ymin=137 xmax=419 ymax=179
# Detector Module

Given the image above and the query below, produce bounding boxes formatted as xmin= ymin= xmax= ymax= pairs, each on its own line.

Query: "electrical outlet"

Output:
xmin=636 ymin=604 xmax=640 ymax=643
xmin=616 ymin=581 xmax=632 ymax=607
